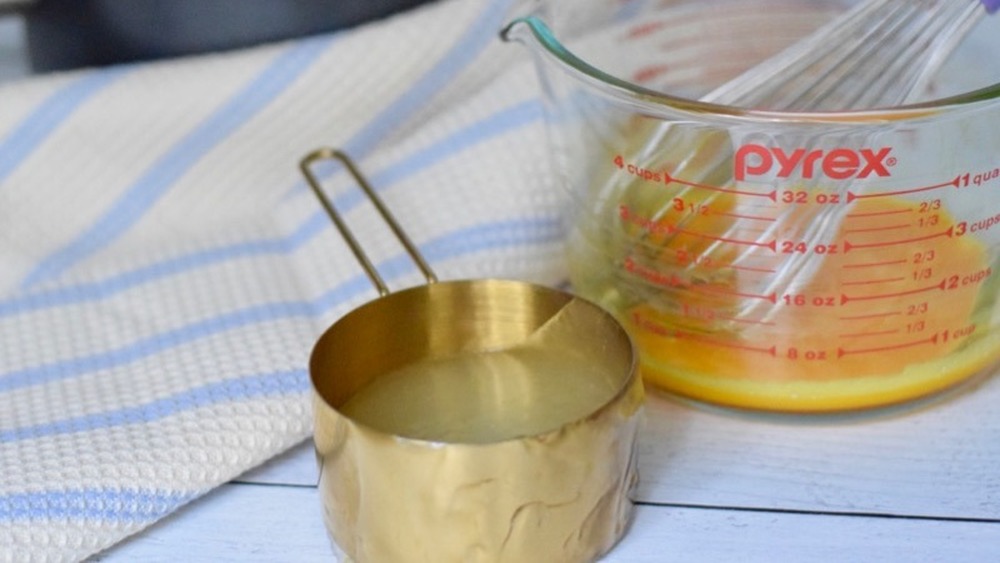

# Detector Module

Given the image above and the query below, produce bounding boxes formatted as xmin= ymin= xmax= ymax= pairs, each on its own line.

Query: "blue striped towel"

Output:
xmin=0 ymin=0 xmax=569 ymax=559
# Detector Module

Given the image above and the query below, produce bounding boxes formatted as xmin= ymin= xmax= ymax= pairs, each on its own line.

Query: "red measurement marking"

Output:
xmin=846 ymin=208 xmax=912 ymax=219
xmin=626 ymin=21 xmax=668 ymax=38
xmin=847 ymin=175 xmax=960 ymax=202
xmin=843 ymin=226 xmax=951 ymax=251
xmin=692 ymin=284 xmax=778 ymax=303
xmin=713 ymin=210 xmax=778 ymax=222
xmin=838 ymin=311 xmax=902 ymax=321
xmin=838 ymin=328 xmax=901 ymax=339
xmin=674 ymin=227 xmax=777 ymax=250
xmin=665 ymin=171 xmax=777 ymax=200
xmin=841 ymin=276 xmax=906 ymax=286
xmin=633 ymin=64 xmax=671 ymax=83
xmin=838 ymin=334 xmax=938 ymax=358
xmin=673 ymin=329 xmax=778 ymax=355
xmin=841 ymin=280 xmax=944 ymax=304
xmin=842 ymin=259 xmax=908 ymax=269
xmin=843 ymin=223 xmax=912 ymax=234
xmin=731 ymin=264 xmax=778 ymax=274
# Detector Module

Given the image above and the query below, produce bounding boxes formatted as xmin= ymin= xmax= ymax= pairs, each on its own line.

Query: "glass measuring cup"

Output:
xmin=503 ymin=0 xmax=1000 ymax=413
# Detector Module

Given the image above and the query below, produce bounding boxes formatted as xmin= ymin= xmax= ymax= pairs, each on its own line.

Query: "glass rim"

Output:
xmin=502 ymin=15 xmax=1000 ymax=125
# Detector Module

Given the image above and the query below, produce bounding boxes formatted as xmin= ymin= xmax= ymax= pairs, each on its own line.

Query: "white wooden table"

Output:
xmin=92 ymin=373 xmax=1000 ymax=562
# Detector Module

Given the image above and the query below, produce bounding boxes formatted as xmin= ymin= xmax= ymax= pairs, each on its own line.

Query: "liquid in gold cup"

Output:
xmin=302 ymin=149 xmax=643 ymax=563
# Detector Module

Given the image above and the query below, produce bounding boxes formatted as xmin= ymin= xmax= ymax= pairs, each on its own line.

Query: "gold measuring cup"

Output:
xmin=301 ymin=148 xmax=644 ymax=563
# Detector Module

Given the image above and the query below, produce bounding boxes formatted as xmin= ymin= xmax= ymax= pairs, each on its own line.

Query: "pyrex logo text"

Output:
xmin=734 ymin=144 xmax=894 ymax=181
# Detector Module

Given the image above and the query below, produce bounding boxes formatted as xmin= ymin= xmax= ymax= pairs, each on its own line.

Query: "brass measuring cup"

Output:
xmin=301 ymin=148 xmax=644 ymax=563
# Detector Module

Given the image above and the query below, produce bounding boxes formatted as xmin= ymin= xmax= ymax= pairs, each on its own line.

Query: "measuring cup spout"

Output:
xmin=499 ymin=15 xmax=553 ymax=52
xmin=499 ymin=17 xmax=531 ymax=47
xmin=499 ymin=16 xmax=517 ymax=40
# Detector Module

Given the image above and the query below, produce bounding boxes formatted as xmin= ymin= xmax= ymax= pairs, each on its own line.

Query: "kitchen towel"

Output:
xmin=0 ymin=0 xmax=575 ymax=559
xmin=0 ymin=0 xmax=847 ymax=558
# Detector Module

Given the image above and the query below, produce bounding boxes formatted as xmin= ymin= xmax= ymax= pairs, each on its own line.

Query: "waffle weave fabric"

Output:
xmin=0 ymin=0 xmax=567 ymax=559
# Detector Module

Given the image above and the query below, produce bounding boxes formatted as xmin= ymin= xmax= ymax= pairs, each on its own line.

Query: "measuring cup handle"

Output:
xmin=299 ymin=148 xmax=438 ymax=296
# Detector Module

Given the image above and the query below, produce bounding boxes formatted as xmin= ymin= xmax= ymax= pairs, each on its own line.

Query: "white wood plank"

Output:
xmin=637 ymin=371 xmax=1000 ymax=520
xmin=239 ymin=371 xmax=1000 ymax=521
xmin=89 ymin=484 xmax=333 ymax=563
xmin=91 ymin=482 xmax=1000 ymax=562
xmin=236 ymin=438 xmax=317 ymax=487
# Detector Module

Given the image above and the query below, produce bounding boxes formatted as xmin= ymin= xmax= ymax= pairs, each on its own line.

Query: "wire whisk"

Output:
xmin=709 ymin=0 xmax=990 ymax=110
xmin=608 ymin=0 xmax=994 ymax=328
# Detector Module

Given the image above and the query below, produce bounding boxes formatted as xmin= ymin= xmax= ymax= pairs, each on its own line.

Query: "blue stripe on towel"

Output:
xmin=0 ymin=217 xmax=561 ymax=444
xmin=19 ymin=1 xmax=513 ymax=289
xmin=0 ymin=69 xmax=127 ymax=186
xmin=0 ymin=302 xmax=316 ymax=393
xmin=0 ymin=370 xmax=308 ymax=443
xmin=0 ymin=488 xmax=196 ymax=522
xmin=0 ymin=99 xmax=544 ymax=318
xmin=0 ymin=215 xmax=323 ymax=318
xmin=0 ymin=216 xmax=561 ymax=394
xmin=282 ymin=0 xmax=518 ymax=200
xmin=342 ymin=0 xmax=515 ymax=159
xmin=368 ymin=99 xmax=542 ymax=188
xmin=18 ymin=36 xmax=335 ymax=289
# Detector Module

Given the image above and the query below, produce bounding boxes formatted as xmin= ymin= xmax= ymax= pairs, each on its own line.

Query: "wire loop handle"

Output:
xmin=299 ymin=148 xmax=437 ymax=296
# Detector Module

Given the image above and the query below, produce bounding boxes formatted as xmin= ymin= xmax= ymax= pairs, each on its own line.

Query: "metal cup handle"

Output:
xmin=299 ymin=148 xmax=438 ymax=296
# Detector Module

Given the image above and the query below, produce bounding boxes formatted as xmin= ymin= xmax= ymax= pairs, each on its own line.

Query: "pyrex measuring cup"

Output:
xmin=503 ymin=0 xmax=1000 ymax=413
xmin=301 ymin=149 xmax=642 ymax=562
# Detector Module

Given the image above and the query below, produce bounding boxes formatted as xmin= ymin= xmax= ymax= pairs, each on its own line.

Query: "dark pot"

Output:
xmin=24 ymin=0 xmax=435 ymax=72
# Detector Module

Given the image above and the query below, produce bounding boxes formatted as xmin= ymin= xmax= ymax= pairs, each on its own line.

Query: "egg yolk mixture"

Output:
xmin=571 ymin=188 xmax=1000 ymax=413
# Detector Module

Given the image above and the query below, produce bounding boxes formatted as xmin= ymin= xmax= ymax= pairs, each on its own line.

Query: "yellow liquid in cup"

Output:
xmin=571 ymin=192 xmax=1000 ymax=413
xmin=341 ymin=347 xmax=620 ymax=443
xmin=340 ymin=301 xmax=627 ymax=442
